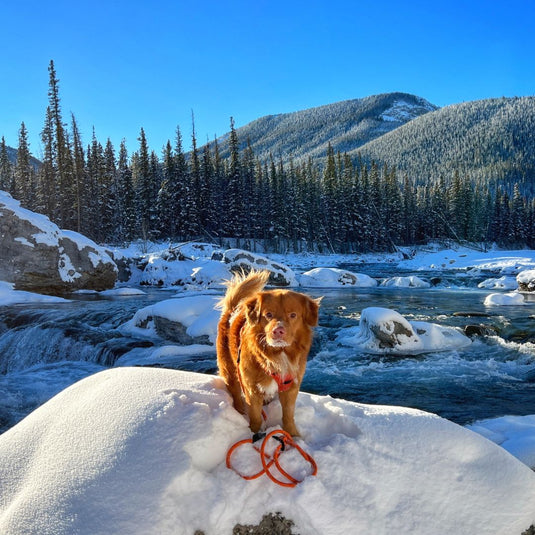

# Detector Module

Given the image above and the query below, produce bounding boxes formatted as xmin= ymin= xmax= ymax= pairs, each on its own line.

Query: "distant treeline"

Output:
xmin=0 ymin=61 xmax=533 ymax=252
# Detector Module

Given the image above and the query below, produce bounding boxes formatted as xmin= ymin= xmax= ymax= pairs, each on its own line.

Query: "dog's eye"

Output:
xmin=289 ymin=312 xmax=297 ymax=319
xmin=265 ymin=312 xmax=273 ymax=319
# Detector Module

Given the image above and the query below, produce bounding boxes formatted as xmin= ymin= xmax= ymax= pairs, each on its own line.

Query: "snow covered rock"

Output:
xmin=517 ymin=269 xmax=535 ymax=292
xmin=0 ymin=191 xmax=117 ymax=295
xmin=299 ymin=267 xmax=377 ymax=287
xmin=380 ymin=275 xmax=431 ymax=288
xmin=478 ymin=275 xmax=518 ymax=290
xmin=140 ymin=254 xmax=231 ymax=288
xmin=338 ymin=307 xmax=471 ymax=354
xmin=120 ymin=295 xmax=219 ymax=345
xmin=1 ymin=367 xmax=535 ymax=535
xmin=484 ymin=292 xmax=526 ymax=306
xmin=221 ymin=249 xmax=297 ymax=286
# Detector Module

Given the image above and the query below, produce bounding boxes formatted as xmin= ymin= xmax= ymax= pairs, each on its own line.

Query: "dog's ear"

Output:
xmin=244 ymin=296 xmax=262 ymax=324
xmin=304 ymin=296 xmax=322 ymax=326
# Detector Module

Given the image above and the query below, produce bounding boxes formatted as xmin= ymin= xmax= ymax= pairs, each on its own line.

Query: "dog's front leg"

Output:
xmin=279 ymin=386 xmax=300 ymax=436
xmin=246 ymin=391 xmax=264 ymax=433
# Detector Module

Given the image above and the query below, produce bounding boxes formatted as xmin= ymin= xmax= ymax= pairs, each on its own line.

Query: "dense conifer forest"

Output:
xmin=1 ymin=61 xmax=534 ymax=253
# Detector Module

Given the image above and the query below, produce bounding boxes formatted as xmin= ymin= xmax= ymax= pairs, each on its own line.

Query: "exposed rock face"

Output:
xmin=0 ymin=191 xmax=117 ymax=295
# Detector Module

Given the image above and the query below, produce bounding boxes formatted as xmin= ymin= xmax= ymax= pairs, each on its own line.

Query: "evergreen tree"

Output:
xmin=156 ymin=140 xmax=176 ymax=238
xmin=15 ymin=122 xmax=37 ymax=210
xmin=38 ymin=106 xmax=57 ymax=219
xmin=133 ymin=128 xmax=155 ymax=241
xmin=187 ymin=117 xmax=201 ymax=237
xmin=116 ymin=140 xmax=137 ymax=241
xmin=401 ymin=174 xmax=417 ymax=245
xmin=70 ymin=114 xmax=86 ymax=232
xmin=47 ymin=60 xmax=75 ymax=228
xmin=226 ymin=118 xmax=243 ymax=238
xmin=201 ymin=142 xmax=218 ymax=237
xmin=172 ymin=126 xmax=189 ymax=237
xmin=100 ymin=139 xmax=117 ymax=242
xmin=511 ymin=183 xmax=527 ymax=244
xmin=0 ymin=137 xmax=13 ymax=194
xmin=85 ymin=131 xmax=105 ymax=240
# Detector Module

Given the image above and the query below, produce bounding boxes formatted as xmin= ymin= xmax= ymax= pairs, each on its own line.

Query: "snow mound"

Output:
xmin=478 ymin=276 xmax=518 ymax=290
xmin=380 ymin=275 xmax=431 ymax=288
xmin=337 ymin=307 xmax=471 ymax=354
xmin=141 ymin=256 xmax=231 ymax=288
xmin=1 ymin=367 xmax=534 ymax=535
xmin=299 ymin=267 xmax=377 ymax=287
xmin=484 ymin=292 xmax=526 ymax=306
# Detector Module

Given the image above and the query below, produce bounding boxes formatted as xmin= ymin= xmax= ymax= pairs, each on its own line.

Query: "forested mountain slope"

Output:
xmin=213 ymin=92 xmax=437 ymax=162
xmin=352 ymin=96 xmax=535 ymax=189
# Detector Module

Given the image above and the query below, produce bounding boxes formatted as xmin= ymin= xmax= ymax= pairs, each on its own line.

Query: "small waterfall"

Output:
xmin=0 ymin=297 xmax=158 ymax=375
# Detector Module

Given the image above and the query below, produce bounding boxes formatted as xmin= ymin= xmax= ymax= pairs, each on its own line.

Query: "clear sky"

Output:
xmin=2 ymin=0 xmax=534 ymax=158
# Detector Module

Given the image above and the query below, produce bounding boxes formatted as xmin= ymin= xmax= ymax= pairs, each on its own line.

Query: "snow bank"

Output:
xmin=468 ymin=415 xmax=535 ymax=469
xmin=1 ymin=367 xmax=534 ymax=535
xmin=398 ymin=247 xmax=535 ymax=274
xmin=299 ymin=267 xmax=377 ymax=287
xmin=0 ymin=281 xmax=69 ymax=306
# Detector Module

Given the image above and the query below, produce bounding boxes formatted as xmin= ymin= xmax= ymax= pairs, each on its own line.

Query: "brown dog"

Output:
xmin=216 ymin=270 xmax=320 ymax=436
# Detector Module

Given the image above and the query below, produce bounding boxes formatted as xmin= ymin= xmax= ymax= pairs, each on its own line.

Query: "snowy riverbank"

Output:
xmin=1 ymin=367 xmax=535 ymax=535
xmin=2 ymin=243 xmax=535 ymax=533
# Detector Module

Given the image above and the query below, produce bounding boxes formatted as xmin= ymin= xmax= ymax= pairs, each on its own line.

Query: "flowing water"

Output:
xmin=1 ymin=264 xmax=535 ymax=433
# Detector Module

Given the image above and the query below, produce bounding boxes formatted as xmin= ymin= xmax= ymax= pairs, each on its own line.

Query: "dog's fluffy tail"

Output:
xmin=217 ymin=270 xmax=270 ymax=313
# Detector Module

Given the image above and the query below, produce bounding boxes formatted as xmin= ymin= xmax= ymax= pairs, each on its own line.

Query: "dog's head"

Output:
xmin=244 ymin=289 xmax=321 ymax=348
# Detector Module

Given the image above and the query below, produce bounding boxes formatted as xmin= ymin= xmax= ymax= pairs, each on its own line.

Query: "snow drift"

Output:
xmin=1 ymin=367 xmax=534 ymax=535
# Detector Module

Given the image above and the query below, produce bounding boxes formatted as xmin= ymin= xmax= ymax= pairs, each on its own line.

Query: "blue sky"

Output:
xmin=2 ymin=0 xmax=534 ymax=157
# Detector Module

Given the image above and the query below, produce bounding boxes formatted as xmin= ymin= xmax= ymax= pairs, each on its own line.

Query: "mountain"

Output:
xmin=212 ymin=92 xmax=437 ymax=162
xmin=5 ymin=145 xmax=42 ymax=170
xmin=351 ymin=96 xmax=535 ymax=187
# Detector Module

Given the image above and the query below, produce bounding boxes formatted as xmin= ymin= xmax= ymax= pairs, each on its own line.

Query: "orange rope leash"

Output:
xmin=226 ymin=429 xmax=317 ymax=487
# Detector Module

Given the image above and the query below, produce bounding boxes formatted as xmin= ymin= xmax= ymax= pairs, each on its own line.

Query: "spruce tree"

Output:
xmin=70 ymin=114 xmax=86 ymax=233
xmin=117 ymin=140 xmax=137 ymax=241
xmin=38 ymin=107 xmax=57 ymax=219
xmin=0 ymin=137 xmax=13 ymax=194
xmin=46 ymin=60 xmax=75 ymax=228
xmin=133 ymin=128 xmax=157 ymax=241
xmin=226 ymin=118 xmax=243 ymax=239
xmin=15 ymin=122 xmax=37 ymax=210
xmin=100 ymin=139 xmax=117 ymax=242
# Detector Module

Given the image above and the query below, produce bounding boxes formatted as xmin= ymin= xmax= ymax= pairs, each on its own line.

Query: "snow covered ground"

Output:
xmin=2 ymin=243 xmax=535 ymax=533
xmin=1 ymin=367 xmax=534 ymax=535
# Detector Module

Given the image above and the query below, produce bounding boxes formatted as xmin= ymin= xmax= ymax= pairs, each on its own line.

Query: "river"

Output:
xmin=1 ymin=262 xmax=534 ymax=433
